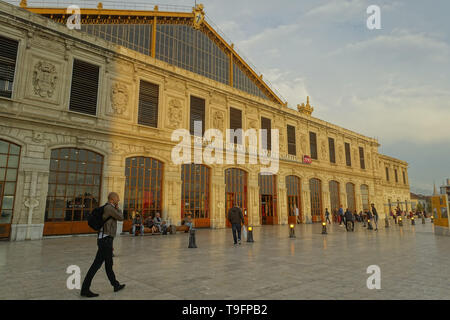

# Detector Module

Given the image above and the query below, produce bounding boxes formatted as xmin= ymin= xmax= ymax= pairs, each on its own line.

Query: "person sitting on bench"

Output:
xmin=153 ymin=212 xmax=162 ymax=233
xmin=131 ymin=212 xmax=144 ymax=236
xmin=183 ymin=213 xmax=193 ymax=231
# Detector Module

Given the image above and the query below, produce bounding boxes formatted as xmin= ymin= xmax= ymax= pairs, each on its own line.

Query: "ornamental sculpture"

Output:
xmin=32 ymin=61 xmax=57 ymax=98
xmin=167 ymin=99 xmax=183 ymax=128
xmin=297 ymin=96 xmax=314 ymax=116
xmin=110 ymin=82 xmax=129 ymax=115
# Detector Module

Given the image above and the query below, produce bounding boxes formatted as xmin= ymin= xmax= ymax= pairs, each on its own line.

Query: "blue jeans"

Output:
xmin=231 ymin=223 xmax=242 ymax=244
xmin=132 ymin=224 xmax=144 ymax=235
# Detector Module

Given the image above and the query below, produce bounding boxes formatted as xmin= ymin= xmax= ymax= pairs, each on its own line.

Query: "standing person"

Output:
xmin=295 ymin=205 xmax=300 ymax=224
xmin=338 ymin=205 xmax=344 ymax=226
xmin=227 ymin=203 xmax=245 ymax=245
xmin=325 ymin=208 xmax=331 ymax=224
xmin=371 ymin=203 xmax=379 ymax=231
xmin=81 ymin=192 xmax=125 ymax=298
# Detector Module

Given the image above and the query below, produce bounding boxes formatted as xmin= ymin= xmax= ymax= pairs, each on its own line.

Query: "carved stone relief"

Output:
xmin=110 ymin=82 xmax=129 ymax=115
xmin=166 ymin=98 xmax=183 ymax=128
xmin=32 ymin=61 xmax=57 ymax=98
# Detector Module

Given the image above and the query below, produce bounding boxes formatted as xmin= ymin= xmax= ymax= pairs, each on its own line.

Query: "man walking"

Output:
xmin=228 ymin=203 xmax=245 ymax=245
xmin=371 ymin=203 xmax=379 ymax=231
xmin=81 ymin=192 xmax=126 ymax=298
xmin=325 ymin=208 xmax=331 ymax=224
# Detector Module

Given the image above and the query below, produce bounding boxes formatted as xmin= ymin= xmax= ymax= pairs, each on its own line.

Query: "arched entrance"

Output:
xmin=259 ymin=174 xmax=277 ymax=225
xmin=225 ymin=168 xmax=248 ymax=227
xmin=123 ymin=157 xmax=164 ymax=232
xmin=329 ymin=180 xmax=340 ymax=223
xmin=0 ymin=139 xmax=21 ymax=239
xmin=346 ymin=182 xmax=356 ymax=213
xmin=44 ymin=148 xmax=103 ymax=235
xmin=309 ymin=178 xmax=322 ymax=222
xmin=181 ymin=164 xmax=210 ymax=228
xmin=286 ymin=175 xmax=301 ymax=224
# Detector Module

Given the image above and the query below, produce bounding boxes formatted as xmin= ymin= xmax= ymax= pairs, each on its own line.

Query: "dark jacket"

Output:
xmin=102 ymin=203 xmax=124 ymax=237
xmin=371 ymin=206 xmax=378 ymax=216
xmin=228 ymin=206 xmax=244 ymax=225
xmin=344 ymin=210 xmax=354 ymax=221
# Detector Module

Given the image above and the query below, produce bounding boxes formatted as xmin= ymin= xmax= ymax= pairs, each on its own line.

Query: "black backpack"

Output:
xmin=87 ymin=204 xmax=111 ymax=231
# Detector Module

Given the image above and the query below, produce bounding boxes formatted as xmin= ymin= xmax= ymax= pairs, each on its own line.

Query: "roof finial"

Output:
xmin=20 ymin=0 xmax=27 ymax=7
xmin=97 ymin=2 xmax=103 ymax=10
xmin=297 ymin=96 xmax=314 ymax=116
xmin=433 ymin=181 xmax=438 ymax=195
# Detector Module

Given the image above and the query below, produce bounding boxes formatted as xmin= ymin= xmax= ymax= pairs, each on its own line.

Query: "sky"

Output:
xmin=11 ymin=0 xmax=449 ymax=194
xmin=189 ymin=0 xmax=450 ymax=195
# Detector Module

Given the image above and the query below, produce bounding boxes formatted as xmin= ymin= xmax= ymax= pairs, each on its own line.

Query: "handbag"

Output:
xmin=242 ymin=225 xmax=247 ymax=239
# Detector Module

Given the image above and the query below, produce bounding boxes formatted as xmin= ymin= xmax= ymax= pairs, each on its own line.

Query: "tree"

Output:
xmin=416 ymin=202 xmax=424 ymax=212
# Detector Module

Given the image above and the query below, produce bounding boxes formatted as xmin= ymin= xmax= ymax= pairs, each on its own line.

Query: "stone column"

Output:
xmin=248 ymin=172 xmax=260 ymax=226
xmin=211 ymin=174 xmax=226 ymax=229
xmin=278 ymin=175 xmax=287 ymax=225
xmin=302 ymin=180 xmax=311 ymax=223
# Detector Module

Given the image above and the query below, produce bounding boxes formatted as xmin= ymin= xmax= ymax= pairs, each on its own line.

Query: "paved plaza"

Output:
xmin=0 ymin=219 xmax=449 ymax=300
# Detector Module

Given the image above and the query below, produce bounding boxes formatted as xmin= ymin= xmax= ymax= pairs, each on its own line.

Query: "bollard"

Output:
xmin=431 ymin=216 xmax=434 ymax=224
xmin=398 ymin=217 xmax=403 ymax=226
xmin=321 ymin=221 xmax=327 ymax=234
xmin=289 ymin=224 xmax=296 ymax=238
xmin=247 ymin=226 xmax=254 ymax=242
xmin=188 ymin=228 xmax=197 ymax=248
xmin=367 ymin=219 xmax=373 ymax=230
xmin=385 ymin=217 xmax=390 ymax=228
xmin=411 ymin=216 xmax=415 ymax=225
xmin=422 ymin=216 xmax=425 ymax=224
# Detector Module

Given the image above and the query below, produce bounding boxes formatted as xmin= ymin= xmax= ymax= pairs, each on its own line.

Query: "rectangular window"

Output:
xmin=69 ymin=59 xmax=99 ymax=115
xmin=190 ymin=96 xmax=205 ymax=136
xmin=287 ymin=125 xmax=296 ymax=156
xmin=386 ymin=167 xmax=390 ymax=181
xmin=261 ymin=117 xmax=271 ymax=151
xmin=309 ymin=132 xmax=317 ymax=160
xmin=345 ymin=142 xmax=351 ymax=166
xmin=138 ymin=80 xmax=159 ymax=127
xmin=0 ymin=35 xmax=19 ymax=98
xmin=403 ymin=171 xmax=406 ymax=184
xmin=359 ymin=147 xmax=365 ymax=169
xmin=328 ymin=137 xmax=335 ymax=163
xmin=395 ymin=169 xmax=398 ymax=183
xmin=229 ymin=107 xmax=242 ymax=144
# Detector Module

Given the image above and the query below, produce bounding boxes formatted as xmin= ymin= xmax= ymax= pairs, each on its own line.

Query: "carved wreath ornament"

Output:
xmin=33 ymin=61 xmax=57 ymax=98
xmin=110 ymin=82 xmax=129 ymax=115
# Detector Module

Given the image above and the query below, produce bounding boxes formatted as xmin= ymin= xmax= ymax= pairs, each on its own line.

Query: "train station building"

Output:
xmin=0 ymin=1 xmax=411 ymax=240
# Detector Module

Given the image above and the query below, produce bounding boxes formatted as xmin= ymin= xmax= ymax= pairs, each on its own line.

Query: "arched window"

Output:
xmin=361 ymin=184 xmax=369 ymax=211
xmin=346 ymin=182 xmax=356 ymax=213
xmin=46 ymin=148 xmax=103 ymax=222
xmin=0 ymin=139 xmax=21 ymax=239
xmin=225 ymin=168 xmax=248 ymax=226
xmin=286 ymin=176 xmax=301 ymax=224
xmin=124 ymin=157 xmax=163 ymax=221
xmin=181 ymin=164 xmax=210 ymax=227
xmin=309 ymin=178 xmax=322 ymax=222
xmin=329 ymin=180 xmax=340 ymax=219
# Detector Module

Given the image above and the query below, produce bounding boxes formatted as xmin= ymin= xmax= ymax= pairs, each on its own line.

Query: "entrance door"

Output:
xmin=261 ymin=195 xmax=276 ymax=225
xmin=0 ymin=182 xmax=9 ymax=239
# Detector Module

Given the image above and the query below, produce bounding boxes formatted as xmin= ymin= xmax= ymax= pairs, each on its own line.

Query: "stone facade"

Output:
xmin=0 ymin=2 xmax=410 ymax=240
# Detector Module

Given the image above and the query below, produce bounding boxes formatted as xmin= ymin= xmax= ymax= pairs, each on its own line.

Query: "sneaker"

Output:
xmin=114 ymin=284 xmax=126 ymax=292
xmin=80 ymin=290 xmax=99 ymax=298
xmin=238 ymin=239 xmax=241 ymax=245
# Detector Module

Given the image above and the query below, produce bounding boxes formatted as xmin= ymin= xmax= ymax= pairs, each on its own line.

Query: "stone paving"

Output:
xmin=0 ymin=219 xmax=449 ymax=300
